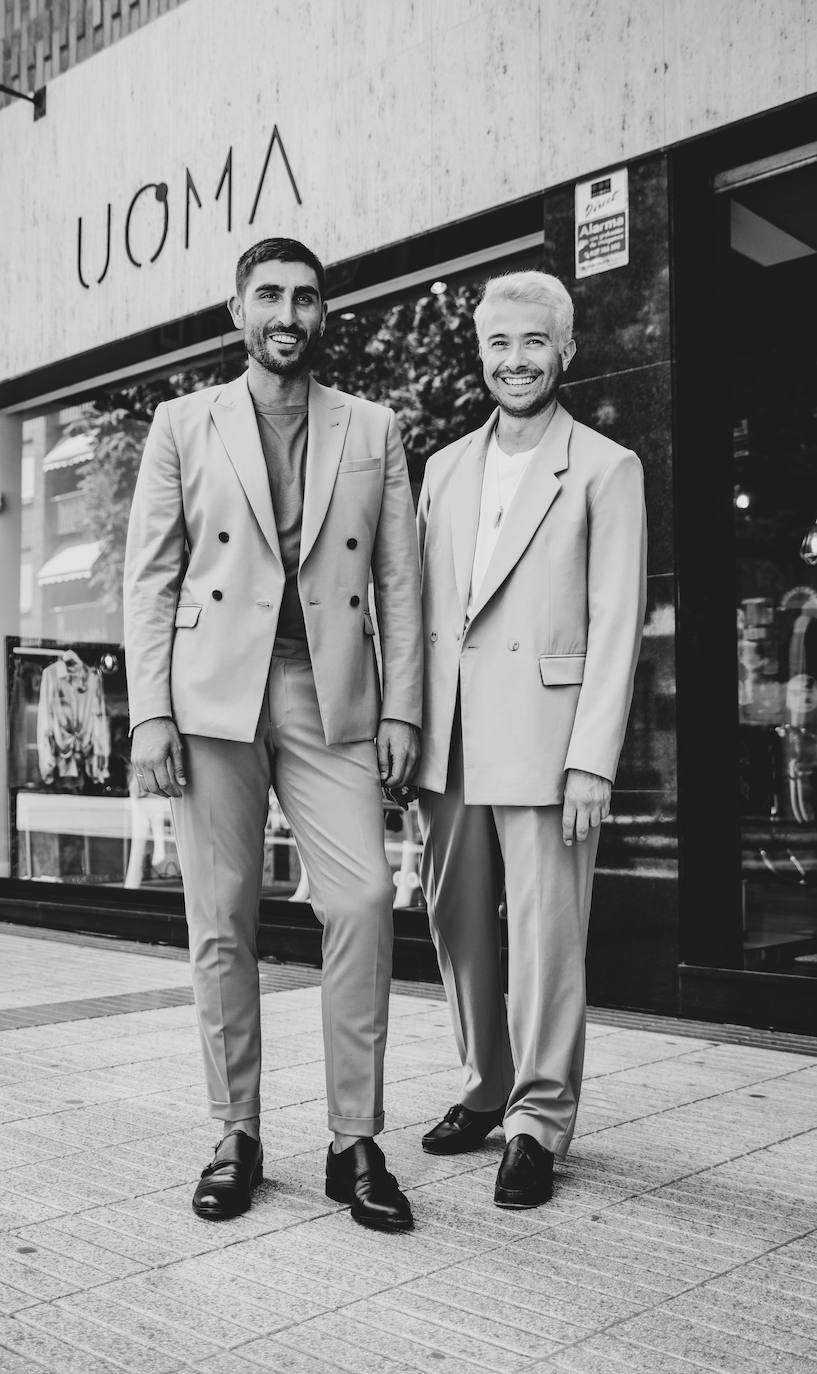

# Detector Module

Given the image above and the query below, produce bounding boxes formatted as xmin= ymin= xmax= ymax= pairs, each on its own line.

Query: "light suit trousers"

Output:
xmin=170 ymin=654 xmax=394 ymax=1135
xmin=419 ymin=717 xmax=599 ymax=1158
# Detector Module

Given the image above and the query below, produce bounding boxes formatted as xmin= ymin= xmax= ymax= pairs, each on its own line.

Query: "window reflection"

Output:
xmin=728 ymin=157 xmax=817 ymax=974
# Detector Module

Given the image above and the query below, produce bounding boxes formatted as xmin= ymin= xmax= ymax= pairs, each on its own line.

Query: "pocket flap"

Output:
xmin=339 ymin=458 xmax=381 ymax=474
xmin=363 ymin=611 xmax=376 ymax=637
xmin=174 ymin=605 xmax=202 ymax=629
xmin=539 ymin=653 xmax=585 ymax=686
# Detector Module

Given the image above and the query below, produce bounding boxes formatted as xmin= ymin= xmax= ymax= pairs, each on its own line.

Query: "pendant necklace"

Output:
xmin=493 ymin=449 xmax=506 ymax=527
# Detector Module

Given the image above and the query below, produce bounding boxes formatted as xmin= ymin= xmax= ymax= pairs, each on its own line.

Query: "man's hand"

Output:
xmin=131 ymin=717 xmax=187 ymax=798
xmin=562 ymin=768 xmax=611 ymax=847
xmin=376 ymin=719 xmax=421 ymax=790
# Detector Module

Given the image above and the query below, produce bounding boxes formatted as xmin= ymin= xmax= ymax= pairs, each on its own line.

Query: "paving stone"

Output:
xmin=611 ymin=1308 xmax=817 ymax=1373
xmin=277 ymin=1309 xmax=491 ymax=1373
xmin=667 ymin=1287 xmax=817 ymax=1358
xmin=338 ymin=1294 xmax=525 ymax=1371
xmin=243 ymin=1322 xmax=422 ymax=1373
xmin=404 ymin=1272 xmax=586 ymax=1345
xmin=548 ymin=1333 xmax=715 ymax=1372
xmin=195 ymin=1246 xmax=351 ymax=1315
xmin=57 ymin=1289 xmax=221 ymax=1364
xmin=453 ymin=1250 xmax=659 ymax=1326
xmin=11 ymin=1222 xmax=145 ymax=1280
xmin=0 ymin=1313 xmax=123 ymax=1374
xmin=375 ymin=1284 xmax=560 ymax=1359
xmin=0 ymin=1281 xmax=38 ymax=1316
xmin=14 ymin=1302 xmax=183 ymax=1373
xmin=31 ymin=1210 xmax=180 ymax=1269
xmin=513 ymin=1219 xmax=700 ymax=1294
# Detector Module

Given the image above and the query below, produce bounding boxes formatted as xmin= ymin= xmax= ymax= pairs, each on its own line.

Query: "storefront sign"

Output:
xmin=76 ymin=127 xmax=301 ymax=289
xmin=574 ymin=168 xmax=629 ymax=278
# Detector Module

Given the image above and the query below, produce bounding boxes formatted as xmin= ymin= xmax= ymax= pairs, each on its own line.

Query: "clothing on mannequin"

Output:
xmin=37 ymin=650 xmax=111 ymax=787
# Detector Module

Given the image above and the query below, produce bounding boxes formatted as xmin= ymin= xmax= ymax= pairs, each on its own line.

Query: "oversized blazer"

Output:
xmin=124 ymin=372 xmax=422 ymax=745
xmin=416 ymin=402 xmax=647 ymax=805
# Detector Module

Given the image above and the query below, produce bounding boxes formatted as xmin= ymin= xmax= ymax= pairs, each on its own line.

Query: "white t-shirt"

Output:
xmin=467 ymin=431 xmax=539 ymax=614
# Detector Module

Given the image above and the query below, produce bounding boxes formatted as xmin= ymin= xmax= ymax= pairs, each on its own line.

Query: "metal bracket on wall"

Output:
xmin=0 ymin=82 xmax=46 ymax=120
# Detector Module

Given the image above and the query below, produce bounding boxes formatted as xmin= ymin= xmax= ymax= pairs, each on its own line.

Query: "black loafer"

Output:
xmin=422 ymin=1102 xmax=505 ymax=1155
xmin=325 ymin=1138 xmax=413 ymax=1232
xmin=494 ymin=1133 xmax=553 ymax=1208
xmin=192 ymin=1130 xmax=263 ymax=1220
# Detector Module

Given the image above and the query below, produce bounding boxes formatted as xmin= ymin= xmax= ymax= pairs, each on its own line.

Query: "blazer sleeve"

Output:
xmin=563 ymin=449 xmax=647 ymax=782
xmin=371 ymin=410 xmax=424 ymax=727
xmin=123 ymin=402 xmax=187 ymax=733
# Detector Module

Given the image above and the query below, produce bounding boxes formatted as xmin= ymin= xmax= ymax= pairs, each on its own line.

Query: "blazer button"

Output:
xmin=346 ymin=537 xmax=358 ymax=549
xmin=509 ymin=639 xmax=519 ymax=651
xmin=218 ymin=531 xmax=229 ymax=543
xmin=212 ymin=589 xmax=223 ymax=601
xmin=430 ymin=632 xmax=438 ymax=643
xmin=350 ymin=594 xmax=360 ymax=607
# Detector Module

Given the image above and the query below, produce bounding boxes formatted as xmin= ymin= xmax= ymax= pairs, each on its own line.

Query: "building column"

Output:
xmin=0 ymin=415 xmax=22 ymax=878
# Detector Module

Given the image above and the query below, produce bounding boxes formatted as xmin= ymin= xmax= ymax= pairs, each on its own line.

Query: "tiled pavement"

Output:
xmin=0 ymin=925 xmax=816 ymax=1373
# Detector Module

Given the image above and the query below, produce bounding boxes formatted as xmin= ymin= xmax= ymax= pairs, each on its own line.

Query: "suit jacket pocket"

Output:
xmin=539 ymin=653 xmax=585 ymax=686
xmin=174 ymin=605 xmax=202 ymax=629
xmin=363 ymin=611 xmax=376 ymax=637
xmin=339 ymin=458 xmax=381 ymax=473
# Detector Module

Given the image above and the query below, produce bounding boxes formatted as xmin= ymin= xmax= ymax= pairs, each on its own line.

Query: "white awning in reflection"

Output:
xmin=42 ymin=434 xmax=94 ymax=472
xmin=38 ymin=540 xmax=103 ymax=586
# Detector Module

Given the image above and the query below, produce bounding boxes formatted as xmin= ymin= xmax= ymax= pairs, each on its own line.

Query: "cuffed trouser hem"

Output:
xmin=327 ymin=1110 xmax=384 ymax=1136
xmin=503 ymin=1115 xmax=573 ymax=1160
xmin=209 ymin=1097 xmax=262 ymax=1122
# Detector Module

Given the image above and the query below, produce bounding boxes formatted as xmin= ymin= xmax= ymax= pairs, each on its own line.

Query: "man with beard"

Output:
xmin=124 ymin=238 xmax=421 ymax=1230
xmin=416 ymin=272 xmax=646 ymax=1206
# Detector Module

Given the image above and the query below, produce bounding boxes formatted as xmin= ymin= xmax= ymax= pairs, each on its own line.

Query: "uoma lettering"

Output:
xmin=76 ymin=126 xmax=301 ymax=289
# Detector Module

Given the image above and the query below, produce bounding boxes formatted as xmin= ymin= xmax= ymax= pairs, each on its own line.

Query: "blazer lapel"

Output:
xmin=450 ymin=410 xmax=498 ymax=615
xmin=209 ymin=373 xmax=282 ymax=564
xmin=300 ymin=379 xmax=351 ymax=565
xmin=470 ymin=403 xmax=573 ymax=619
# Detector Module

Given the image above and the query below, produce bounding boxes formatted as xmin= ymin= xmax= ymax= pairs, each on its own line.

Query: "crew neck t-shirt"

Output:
xmin=467 ymin=430 xmax=539 ymax=615
xmin=252 ymin=397 xmax=309 ymax=646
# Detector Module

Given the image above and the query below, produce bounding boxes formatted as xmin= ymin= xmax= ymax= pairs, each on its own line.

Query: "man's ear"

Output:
xmin=227 ymin=294 xmax=243 ymax=329
xmin=561 ymin=339 xmax=577 ymax=373
xmin=320 ymin=301 xmax=328 ymax=335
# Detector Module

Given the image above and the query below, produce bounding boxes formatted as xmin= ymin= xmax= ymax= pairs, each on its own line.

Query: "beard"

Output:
xmin=495 ymin=358 xmax=564 ymax=418
xmin=245 ymin=322 xmax=322 ymax=377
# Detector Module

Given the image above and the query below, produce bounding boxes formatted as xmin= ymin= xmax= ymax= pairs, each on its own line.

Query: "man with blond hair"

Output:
xmin=416 ymin=271 xmax=646 ymax=1206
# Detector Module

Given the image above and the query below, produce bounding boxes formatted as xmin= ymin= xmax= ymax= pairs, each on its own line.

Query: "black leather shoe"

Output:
xmin=325 ymin=1139 xmax=413 ymax=1231
xmin=192 ymin=1130 xmax=263 ymax=1220
xmin=422 ymin=1102 xmax=505 ymax=1155
xmin=494 ymin=1134 xmax=553 ymax=1208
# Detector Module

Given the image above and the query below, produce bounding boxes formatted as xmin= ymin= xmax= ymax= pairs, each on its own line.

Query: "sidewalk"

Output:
xmin=0 ymin=924 xmax=816 ymax=1374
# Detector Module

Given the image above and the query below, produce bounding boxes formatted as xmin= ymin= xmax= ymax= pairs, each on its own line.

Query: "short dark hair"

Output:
xmin=235 ymin=238 xmax=326 ymax=300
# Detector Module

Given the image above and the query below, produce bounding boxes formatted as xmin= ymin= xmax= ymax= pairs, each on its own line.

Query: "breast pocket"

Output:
xmin=339 ymin=458 xmax=381 ymax=474
xmin=174 ymin=605 xmax=202 ymax=629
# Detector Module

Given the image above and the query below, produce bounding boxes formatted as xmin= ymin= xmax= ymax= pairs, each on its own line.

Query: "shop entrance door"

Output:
xmin=718 ymin=145 xmax=817 ymax=976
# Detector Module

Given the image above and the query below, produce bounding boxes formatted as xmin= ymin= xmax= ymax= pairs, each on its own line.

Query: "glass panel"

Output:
xmin=11 ymin=355 xmax=247 ymax=894
xmin=726 ymin=157 xmax=817 ymax=974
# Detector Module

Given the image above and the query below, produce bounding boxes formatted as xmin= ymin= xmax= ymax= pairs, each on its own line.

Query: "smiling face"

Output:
xmin=229 ymin=259 xmax=327 ymax=377
xmin=477 ymin=295 xmax=576 ymax=418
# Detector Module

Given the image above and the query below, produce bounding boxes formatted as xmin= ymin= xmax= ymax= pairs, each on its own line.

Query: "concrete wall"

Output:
xmin=0 ymin=0 xmax=815 ymax=382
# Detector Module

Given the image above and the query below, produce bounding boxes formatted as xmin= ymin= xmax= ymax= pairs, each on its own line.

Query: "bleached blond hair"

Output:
xmin=474 ymin=271 xmax=574 ymax=349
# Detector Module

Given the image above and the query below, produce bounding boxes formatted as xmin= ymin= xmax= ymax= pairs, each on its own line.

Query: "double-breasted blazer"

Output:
xmin=124 ymin=372 xmax=422 ymax=745
xmin=416 ymin=403 xmax=647 ymax=805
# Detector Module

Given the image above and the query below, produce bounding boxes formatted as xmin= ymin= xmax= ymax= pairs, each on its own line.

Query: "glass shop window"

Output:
xmin=721 ymin=148 xmax=817 ymax=976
